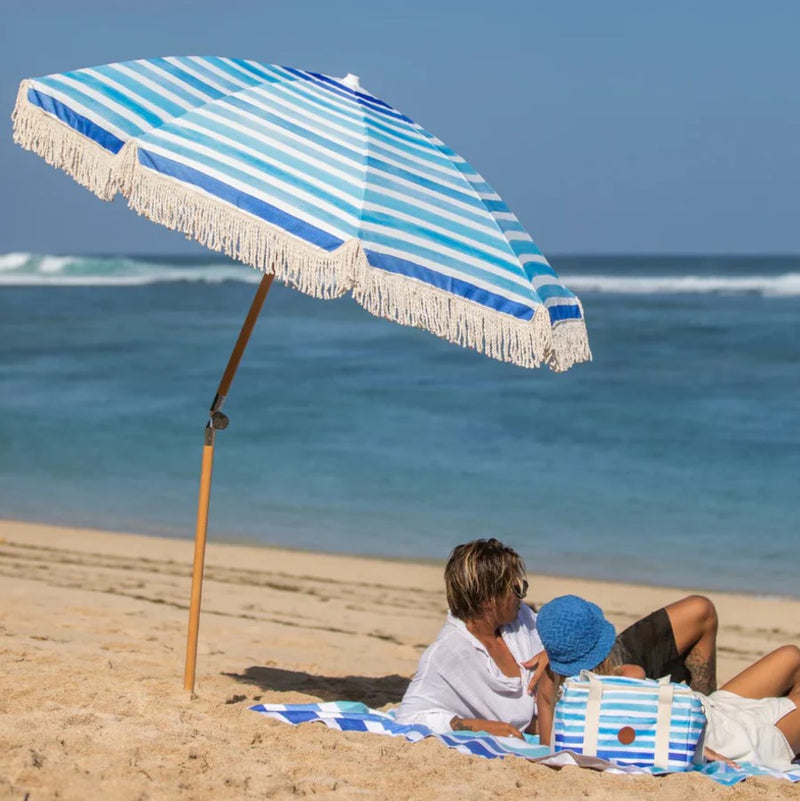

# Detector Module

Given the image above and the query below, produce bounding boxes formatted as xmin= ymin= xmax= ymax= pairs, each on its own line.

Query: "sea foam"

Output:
xmin=561 ymin=273 xmax=800 ymax=297
xmin=0 ymin=252 xmax=32 ymax=272
xmin=1 ymin=253 xmax=799 ymax=296
xmin=0 ymin=253 xmax=260 ymax=287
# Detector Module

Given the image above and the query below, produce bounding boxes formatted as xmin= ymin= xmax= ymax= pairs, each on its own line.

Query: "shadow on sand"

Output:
xmin=223 ymin=666 xmax=410 ymax=708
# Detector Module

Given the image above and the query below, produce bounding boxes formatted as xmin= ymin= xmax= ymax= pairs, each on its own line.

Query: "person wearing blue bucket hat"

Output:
xmin=396 ymin=538 xmax=721 ymax=740
xmin=536 ymin=595 xmax=619 ymax=676
xmin=535 ymin=595 xmax=800 ymax=771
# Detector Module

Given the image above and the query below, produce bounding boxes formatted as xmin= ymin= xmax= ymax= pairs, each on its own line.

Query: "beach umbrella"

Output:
xmin=12 ymin=57 xmax=591 ymax=691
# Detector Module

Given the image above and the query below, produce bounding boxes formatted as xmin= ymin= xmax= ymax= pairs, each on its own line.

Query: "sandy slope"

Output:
xmin=1 ymin=520 xmax=798 ymax=800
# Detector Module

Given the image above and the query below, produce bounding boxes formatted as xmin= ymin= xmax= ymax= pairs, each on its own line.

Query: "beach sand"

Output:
xmin=1 ymin=519 xmax=798 ymax=800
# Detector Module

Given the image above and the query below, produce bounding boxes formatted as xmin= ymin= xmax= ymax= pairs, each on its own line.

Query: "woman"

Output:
xmin=536 ymin=595 xmax=800 ymax=771
xmin=396 ymin=538 xmax=720 ymax=738
xmin=396 ymin=538 xmax=539 ymax=738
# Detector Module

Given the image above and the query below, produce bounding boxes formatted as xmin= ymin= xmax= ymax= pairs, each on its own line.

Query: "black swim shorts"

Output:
xmin=616 ymin=607 xmax=691 ymax=684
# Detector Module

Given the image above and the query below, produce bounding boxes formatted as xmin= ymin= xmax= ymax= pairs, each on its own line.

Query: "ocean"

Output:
xmin=1 ymin=252 xmax=798 ymax=597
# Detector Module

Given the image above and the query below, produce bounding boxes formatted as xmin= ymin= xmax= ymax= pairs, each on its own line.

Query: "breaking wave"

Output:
xmin=0 ymin=253 xmax=261 ymax=286
xmin=560 ymin=272 xmax=800 ymax=297
xmin=2 ymin=253 xmax=799 ymax=296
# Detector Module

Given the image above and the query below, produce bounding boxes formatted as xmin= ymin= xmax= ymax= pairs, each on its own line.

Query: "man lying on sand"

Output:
xmin=396 ymin=538 xmax=718 ymax=738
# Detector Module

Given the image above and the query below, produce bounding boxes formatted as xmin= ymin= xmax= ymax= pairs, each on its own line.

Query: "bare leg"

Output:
xmin=720 ymin=645 xmax=800 ymax=759
xmin=776 ymin=693 xmax=800 ymax=756
xmin=720 ymin=645 xmax=800 ymax=699
xmin=664 ymin=595 xmax=718 ymax=694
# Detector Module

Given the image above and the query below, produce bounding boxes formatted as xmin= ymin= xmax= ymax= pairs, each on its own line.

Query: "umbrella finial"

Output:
xmin=340 ymin=73 xmax=362 ymax=92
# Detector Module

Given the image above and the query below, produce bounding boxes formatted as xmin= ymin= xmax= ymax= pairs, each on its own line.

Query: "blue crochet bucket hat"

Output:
xmin=537 ymin=595 xmax=617 ymax=676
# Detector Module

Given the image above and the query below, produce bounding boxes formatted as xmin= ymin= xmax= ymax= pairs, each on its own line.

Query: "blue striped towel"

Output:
xmin=249 ymin=701 xmax=800 ymax=786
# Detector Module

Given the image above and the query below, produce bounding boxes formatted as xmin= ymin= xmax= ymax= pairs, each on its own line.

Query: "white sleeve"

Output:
xmin=395 ymin=638 xmax=466 ymax=732
xmin=395 ymin=707 xmax=457 ymax=733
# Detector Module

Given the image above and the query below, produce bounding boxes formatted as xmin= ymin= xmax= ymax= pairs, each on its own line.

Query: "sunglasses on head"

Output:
xmin=512 ymin=578 xmax=529 ymax=600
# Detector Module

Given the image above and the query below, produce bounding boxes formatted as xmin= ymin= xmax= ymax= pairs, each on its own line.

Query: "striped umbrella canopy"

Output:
xmin=12 ymin=57 xmax=592 ymax=692
xmin=13 ymin=56 xmax=590 ymax=370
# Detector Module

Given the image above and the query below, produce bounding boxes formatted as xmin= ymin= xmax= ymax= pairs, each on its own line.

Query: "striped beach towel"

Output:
xmin=250 ymin=701 xmax=800 ymax=786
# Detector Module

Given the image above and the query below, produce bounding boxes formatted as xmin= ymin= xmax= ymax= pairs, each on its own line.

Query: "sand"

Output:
xmin=1 ymin=519 xmax=798 ymax=800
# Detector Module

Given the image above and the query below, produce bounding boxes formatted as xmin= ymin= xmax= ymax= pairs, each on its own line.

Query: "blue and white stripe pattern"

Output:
xmin=553 ymin=673 xmax=707 ymax=771
xmin=251 ymin=701 xmax=800 ymax=786
xmin=13 ymin=57 xmax=590 ymax=370
xmin=252 ymin=701 xmax=552 ymax=759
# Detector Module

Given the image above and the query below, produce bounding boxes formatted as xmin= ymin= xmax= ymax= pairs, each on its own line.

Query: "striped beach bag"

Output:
xmin=552 ymin=671 xmax=707 ymax=771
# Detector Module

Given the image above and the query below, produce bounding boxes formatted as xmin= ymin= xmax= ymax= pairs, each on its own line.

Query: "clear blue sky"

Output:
xmin=2 ymin=0 xmax=798 ymax=255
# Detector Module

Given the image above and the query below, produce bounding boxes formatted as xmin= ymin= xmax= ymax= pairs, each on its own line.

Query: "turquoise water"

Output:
xmin=1 ymin=253 xmax=798 ymax=596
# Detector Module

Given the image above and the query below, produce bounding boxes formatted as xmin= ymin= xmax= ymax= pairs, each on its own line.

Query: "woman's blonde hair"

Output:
xmin=444 ymin=538 xmax=525 ymax=621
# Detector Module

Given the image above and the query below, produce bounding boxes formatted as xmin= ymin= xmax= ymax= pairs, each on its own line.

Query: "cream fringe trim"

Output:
xmin=127 ymin=164 xmax=360 ymax=301
xmin=12 ymin=80 xmax=121 ymax=201
xmin=11 ymin=84 xmax=592 ymax=370
xmin=551 ymin=312 xmax=592 ymax=372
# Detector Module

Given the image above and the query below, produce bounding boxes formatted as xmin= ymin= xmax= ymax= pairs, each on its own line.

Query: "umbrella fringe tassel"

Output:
xmin=550 ymin=316 xmax=593 ymax=372
xmin=125 ymin=150 xmax=359 ymax=300
xmin=352 ymin=267 xmax=552 ymax=369
xmin=12 ymin=81 xmax=121 ymax=201
xmin=356 ymin=274 xmax=590 ymax=371
xmin=125 ymin=150 xmax=591 ymax=370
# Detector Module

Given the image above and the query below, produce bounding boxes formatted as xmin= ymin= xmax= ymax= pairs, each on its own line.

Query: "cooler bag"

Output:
xmin=551 ymin=671 xmax=707 ymax=770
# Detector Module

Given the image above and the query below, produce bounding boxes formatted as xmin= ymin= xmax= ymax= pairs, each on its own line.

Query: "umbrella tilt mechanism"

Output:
xmin=208 ymin=404 xmax=229 ymax=431
xmin=184 ymin=272 xmax=274 ymax=693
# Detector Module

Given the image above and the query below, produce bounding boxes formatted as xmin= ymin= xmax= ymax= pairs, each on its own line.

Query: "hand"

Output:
xmin=451 ymin=717 xmax=525 ymax=740
xmin=703 ymin=747 xmax=739 ymax=768
xmin=522 ymin=651 xmax=549 ymax=695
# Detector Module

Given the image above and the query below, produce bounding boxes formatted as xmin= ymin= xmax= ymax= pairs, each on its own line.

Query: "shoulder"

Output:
xmin=419 ymin=617 xmax=478 ymax=665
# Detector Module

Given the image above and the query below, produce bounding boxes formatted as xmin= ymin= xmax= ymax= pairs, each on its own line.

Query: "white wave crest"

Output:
xmin=0 ymin=252 xmax=32 ymax=271
xmin=561 ymin=273 xmax=800 ymax=297
xmin=38 ymin=256 xmax=76 ymax=273
xmin=0 ymin=267 xmax=262 ymax=287
xmin=1 ymin=253 xmax=799 ymax=296
xmin=0 ymin=253 xmax=261 ymax=286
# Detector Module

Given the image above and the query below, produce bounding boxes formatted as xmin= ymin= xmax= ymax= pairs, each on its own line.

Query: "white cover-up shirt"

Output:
xmin=396 ymin=603 xmax=544 ymax=733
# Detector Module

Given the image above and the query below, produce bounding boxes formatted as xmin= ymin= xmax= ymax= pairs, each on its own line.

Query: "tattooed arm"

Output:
xmin=685 ymin=651 xmax=717 ymax=695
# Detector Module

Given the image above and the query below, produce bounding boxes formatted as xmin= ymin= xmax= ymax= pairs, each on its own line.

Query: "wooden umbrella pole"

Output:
xmin=184 ymin=272 xmax=275 ymax=692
